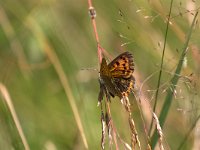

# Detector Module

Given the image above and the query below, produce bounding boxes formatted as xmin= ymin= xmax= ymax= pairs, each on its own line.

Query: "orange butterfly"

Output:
xmin=98 ymin=51 xmax=135 ymax=101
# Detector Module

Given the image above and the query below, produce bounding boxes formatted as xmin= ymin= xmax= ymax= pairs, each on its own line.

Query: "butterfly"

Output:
xmin=98 ymin=51 xmax=135 ymax=102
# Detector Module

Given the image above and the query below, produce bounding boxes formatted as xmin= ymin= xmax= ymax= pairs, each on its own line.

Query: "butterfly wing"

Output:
xmin=99 ymin=51 xmax=135 ymax=99
xmin=112 ymin=75 xmax=135 ymax=98
xmin=108 ymin=52 xmax=134 ymax=79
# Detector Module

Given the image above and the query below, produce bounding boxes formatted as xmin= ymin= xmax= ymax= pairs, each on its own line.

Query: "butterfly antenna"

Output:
xmin=80 ymin=68 xmax=98 ymax=72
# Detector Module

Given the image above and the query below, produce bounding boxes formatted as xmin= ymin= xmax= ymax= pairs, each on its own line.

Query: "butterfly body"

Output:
xmin=98 ymin=51 xmax=135 ymax=101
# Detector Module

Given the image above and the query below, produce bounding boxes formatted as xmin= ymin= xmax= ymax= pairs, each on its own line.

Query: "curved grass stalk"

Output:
xmin=25 ymin=17 xmax=89 ymax=149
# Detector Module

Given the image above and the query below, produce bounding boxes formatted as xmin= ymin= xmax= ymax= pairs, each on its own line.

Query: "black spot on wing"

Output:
xmin=116 ymin=61 xmax=120 ymax=66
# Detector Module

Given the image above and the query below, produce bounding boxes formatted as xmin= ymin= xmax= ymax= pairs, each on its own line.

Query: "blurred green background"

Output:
xmin=0 ymin=0 xmax=200 ymax=149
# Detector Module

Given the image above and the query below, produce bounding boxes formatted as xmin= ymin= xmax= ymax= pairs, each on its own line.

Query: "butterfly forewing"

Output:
xmin=108 ymin=52 xmax=134 ymax=79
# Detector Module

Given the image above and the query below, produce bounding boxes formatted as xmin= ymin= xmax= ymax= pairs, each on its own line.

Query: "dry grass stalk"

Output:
xmin=99 ymin=98 xmax=120 ymax=150
xmin=101 ymin=111 xmax=106 ymax=149
xmin=122 ymin=96 xmax=141 ymax=150
xmin=88 ymin=1 xmax=143 ymax=149
xmin=0 ymin=83 xmax=30 ymax=150
xmin=153 ymin=113 xmax=164 ymax=150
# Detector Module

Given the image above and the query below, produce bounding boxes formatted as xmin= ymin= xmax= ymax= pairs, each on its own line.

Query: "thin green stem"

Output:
xmin=149 ymin=0 xmax=174 ymax=136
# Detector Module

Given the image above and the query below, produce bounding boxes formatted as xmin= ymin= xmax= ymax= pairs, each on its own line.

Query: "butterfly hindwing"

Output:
xmin=112 ymin=75 xmax=135 ymax=97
